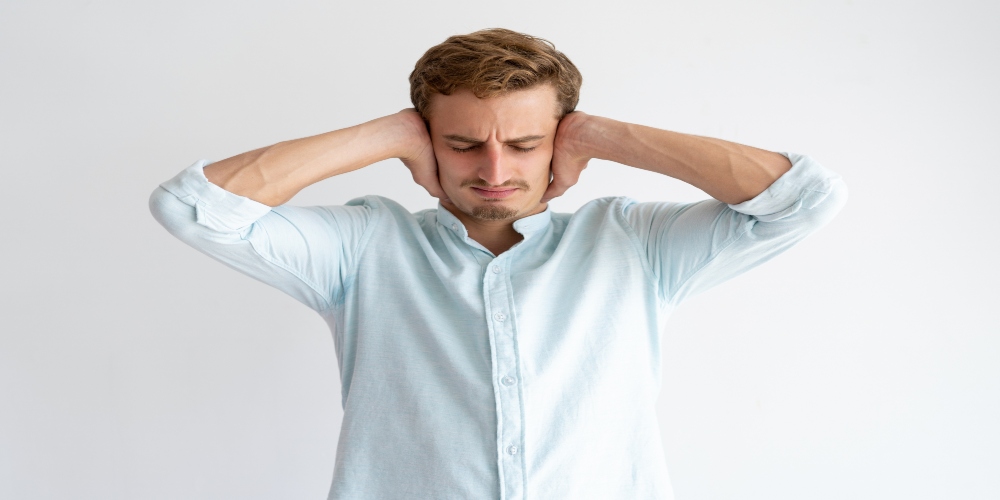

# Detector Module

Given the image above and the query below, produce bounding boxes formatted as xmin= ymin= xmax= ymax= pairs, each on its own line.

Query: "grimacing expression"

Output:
xmin=426 ymin=85 xmax=561 ymax=222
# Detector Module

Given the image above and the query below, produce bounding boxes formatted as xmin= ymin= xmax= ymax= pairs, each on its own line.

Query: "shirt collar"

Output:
xmin=437 ymin=202 xmax=552 ymax=239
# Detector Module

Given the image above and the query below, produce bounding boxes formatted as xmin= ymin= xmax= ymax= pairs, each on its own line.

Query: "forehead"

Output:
xmin=427 ymin=85 xmax=560 ymax=138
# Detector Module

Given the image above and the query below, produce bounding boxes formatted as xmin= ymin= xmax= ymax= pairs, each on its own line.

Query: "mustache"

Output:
xmin=460 ymin=179 xmax=531 ymax=190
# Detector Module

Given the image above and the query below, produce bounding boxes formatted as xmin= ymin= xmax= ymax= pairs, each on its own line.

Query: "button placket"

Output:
xmin=482 ymin=257 xmax=525 ymax=500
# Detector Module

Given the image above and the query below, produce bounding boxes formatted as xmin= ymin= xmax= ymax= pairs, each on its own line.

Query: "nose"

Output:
xmin=478 ymin=142 xmax=511 ymax=186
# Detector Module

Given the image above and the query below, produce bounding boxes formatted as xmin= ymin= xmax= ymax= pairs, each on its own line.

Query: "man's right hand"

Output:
xmin=394 ymin=109 xmax=447 ymax=202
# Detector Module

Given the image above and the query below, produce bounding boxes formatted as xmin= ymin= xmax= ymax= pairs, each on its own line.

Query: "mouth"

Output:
xmin=471 ymin=187 xmax=519 ymax=199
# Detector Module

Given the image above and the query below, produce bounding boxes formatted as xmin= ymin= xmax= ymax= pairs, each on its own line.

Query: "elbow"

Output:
xmin=148 ymin=186 xmax=176 ymax=228
xmin=813 ymin=176 xmax=848 ymax=223
xmin=791 ymin=176 xmax=848 ymax=233
xmin=148 ymin=185 xmax=196 ymax=238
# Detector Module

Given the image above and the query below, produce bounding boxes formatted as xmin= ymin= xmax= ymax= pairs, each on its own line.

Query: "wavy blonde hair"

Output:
xmin=409 ymin=28 xmax=582 ymax=119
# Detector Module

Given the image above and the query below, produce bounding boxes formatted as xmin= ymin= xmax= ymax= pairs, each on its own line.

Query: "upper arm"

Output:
xmin=148 ymin=159 xmax=375 ymax=311
xmin=621 ymin=152 xmax=848 ymax=306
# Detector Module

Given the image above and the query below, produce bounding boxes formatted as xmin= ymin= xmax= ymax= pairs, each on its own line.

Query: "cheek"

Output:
xmin=525 ymin=156 xmax=553 ymax=186
xmin=434 ymin=156 xmax=473 ymax=193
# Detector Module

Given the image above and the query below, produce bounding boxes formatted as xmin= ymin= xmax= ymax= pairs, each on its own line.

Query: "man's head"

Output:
xmin=410 ymin=28 xmax=582 ymax=121
xmin=409 ymin=29 xmax=582 ymax=223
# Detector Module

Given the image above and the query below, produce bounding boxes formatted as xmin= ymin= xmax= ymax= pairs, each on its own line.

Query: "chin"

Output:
xmin=469 ymin=204 xmax=520 ymax=221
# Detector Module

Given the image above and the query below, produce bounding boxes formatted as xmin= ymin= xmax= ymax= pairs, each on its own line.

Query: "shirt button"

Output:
xmin=451 ymin=223 xmax=458 ymax=231
xmin=507 ymin=445 xmax=518 ymax=455
xmin=501 ymin=376 xmax=515 ymax=386
xmin=493 ymin=312 xmax=506 ymax=322
xmin=492 ymin=265 xmax=502 ymax=274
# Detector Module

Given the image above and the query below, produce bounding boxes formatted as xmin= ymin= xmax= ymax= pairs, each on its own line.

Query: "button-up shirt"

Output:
xmin=149 ymin=152 xmax=847 ymax=499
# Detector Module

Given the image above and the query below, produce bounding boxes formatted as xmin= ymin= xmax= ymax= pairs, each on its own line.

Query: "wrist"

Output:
xmin=555 ymin=111 xmax=597 ymax=162
xmin=578 ymin=115 xmax=624 ymax=162
xmin=385 ymin=110 xmax=432 ymax=161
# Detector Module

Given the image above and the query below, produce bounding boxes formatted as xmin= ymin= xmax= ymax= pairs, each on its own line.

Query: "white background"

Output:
xmin=1 ymin=0 xmax=997 ymax=499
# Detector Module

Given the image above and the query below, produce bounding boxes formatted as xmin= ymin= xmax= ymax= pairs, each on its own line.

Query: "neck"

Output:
xmin=441 ymin=201 xmax=546 ymax=255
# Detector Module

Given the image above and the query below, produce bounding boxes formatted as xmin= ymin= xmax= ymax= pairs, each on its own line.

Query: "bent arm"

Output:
xmin=553 ymin=115 xmax=847 ymax=303
xmin=148 ymin=110 xmax=434 ymax=311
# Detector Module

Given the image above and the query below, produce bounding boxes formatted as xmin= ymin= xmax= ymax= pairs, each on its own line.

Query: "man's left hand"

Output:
xmin=542 ymin=111 xmax=594 ymax=203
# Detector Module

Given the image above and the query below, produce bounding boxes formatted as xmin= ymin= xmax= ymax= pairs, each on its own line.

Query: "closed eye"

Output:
xmin=449 ymin=144 xmax=538 ymax=153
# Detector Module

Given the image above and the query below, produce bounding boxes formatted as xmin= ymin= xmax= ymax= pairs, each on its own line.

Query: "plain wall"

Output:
xmin=1 ymin=0 xmax=997 ymax=498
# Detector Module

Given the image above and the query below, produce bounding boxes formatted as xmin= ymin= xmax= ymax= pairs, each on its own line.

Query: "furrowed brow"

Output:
xmin=504 ymin=135 xmax=546 ymax=144
xmin=442 ymin=134 xmax=546 ymax=144
xmin=443 ymin=134 xmax=484 ymax=144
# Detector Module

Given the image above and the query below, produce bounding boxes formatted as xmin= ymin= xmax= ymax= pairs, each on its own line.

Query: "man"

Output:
xmin=150 ymin=28 xmax=846 ymax=500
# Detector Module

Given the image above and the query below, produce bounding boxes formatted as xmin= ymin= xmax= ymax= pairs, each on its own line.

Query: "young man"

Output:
xmin=150 ymin=28 xmax=846 ymax=500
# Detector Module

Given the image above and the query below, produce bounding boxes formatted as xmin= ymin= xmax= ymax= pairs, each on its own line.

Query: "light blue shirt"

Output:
xmin=149 ymin=152 xmax=846 ymax=500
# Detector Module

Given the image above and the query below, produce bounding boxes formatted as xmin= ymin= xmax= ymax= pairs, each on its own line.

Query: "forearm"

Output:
xmin=580 ymin=116 xmax=792 ymax=205
xmin=203 ymin=114 xmax=411 ymax=206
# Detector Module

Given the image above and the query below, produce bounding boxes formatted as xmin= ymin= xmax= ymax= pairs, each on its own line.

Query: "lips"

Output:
xmin=471 ymin=187 xmax=518 ymax=199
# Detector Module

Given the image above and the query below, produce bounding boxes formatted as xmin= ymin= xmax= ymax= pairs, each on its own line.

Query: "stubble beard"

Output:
xmin=470 ymin=204 xmax=520 ymax=221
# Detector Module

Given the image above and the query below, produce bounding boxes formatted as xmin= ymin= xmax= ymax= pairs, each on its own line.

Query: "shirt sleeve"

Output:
xmin=148 ymin=159 xmax=375 ymax=312
xmin=621 ymin=152 xmax=848 ymax=306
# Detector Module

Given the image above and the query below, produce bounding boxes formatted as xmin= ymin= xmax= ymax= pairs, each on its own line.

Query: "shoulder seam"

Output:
xmin=333 ymin=195 xmax=382 ymax=310
xmin=611 ymin=197 xmax=664 ymax=307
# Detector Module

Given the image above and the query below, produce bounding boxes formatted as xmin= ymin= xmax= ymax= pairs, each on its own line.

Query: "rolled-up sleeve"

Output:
xmin=621 ymin=152 xmax=848 ymax=306
xmin=149 ymin=159 xmax=374 ymax=312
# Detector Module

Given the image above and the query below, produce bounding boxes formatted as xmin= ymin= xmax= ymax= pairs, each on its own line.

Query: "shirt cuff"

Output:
xmin=158 ymin=159 xmax=274 ymax=232
xmin=727 ymin=152 xmax=840 ymax=222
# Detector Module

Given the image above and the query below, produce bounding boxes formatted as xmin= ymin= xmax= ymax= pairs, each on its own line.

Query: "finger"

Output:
xmin=411 ymin=170 xmax=447 ymax=200
xmin=401 ymin=142 xmax=446 ymax=200
xmin=411 ymin=162 xmax=448 ymax=200
xmin=540 ymin=169 xmax=581 ymax=203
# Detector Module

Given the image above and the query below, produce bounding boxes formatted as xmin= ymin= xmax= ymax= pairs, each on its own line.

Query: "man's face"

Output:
xmin=426 ymin=85 xmax=560 ymax=223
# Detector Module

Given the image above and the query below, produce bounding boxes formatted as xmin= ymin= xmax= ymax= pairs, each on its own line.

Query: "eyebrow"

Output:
xmin=443 ymin=134 xmax=546 ymax=144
